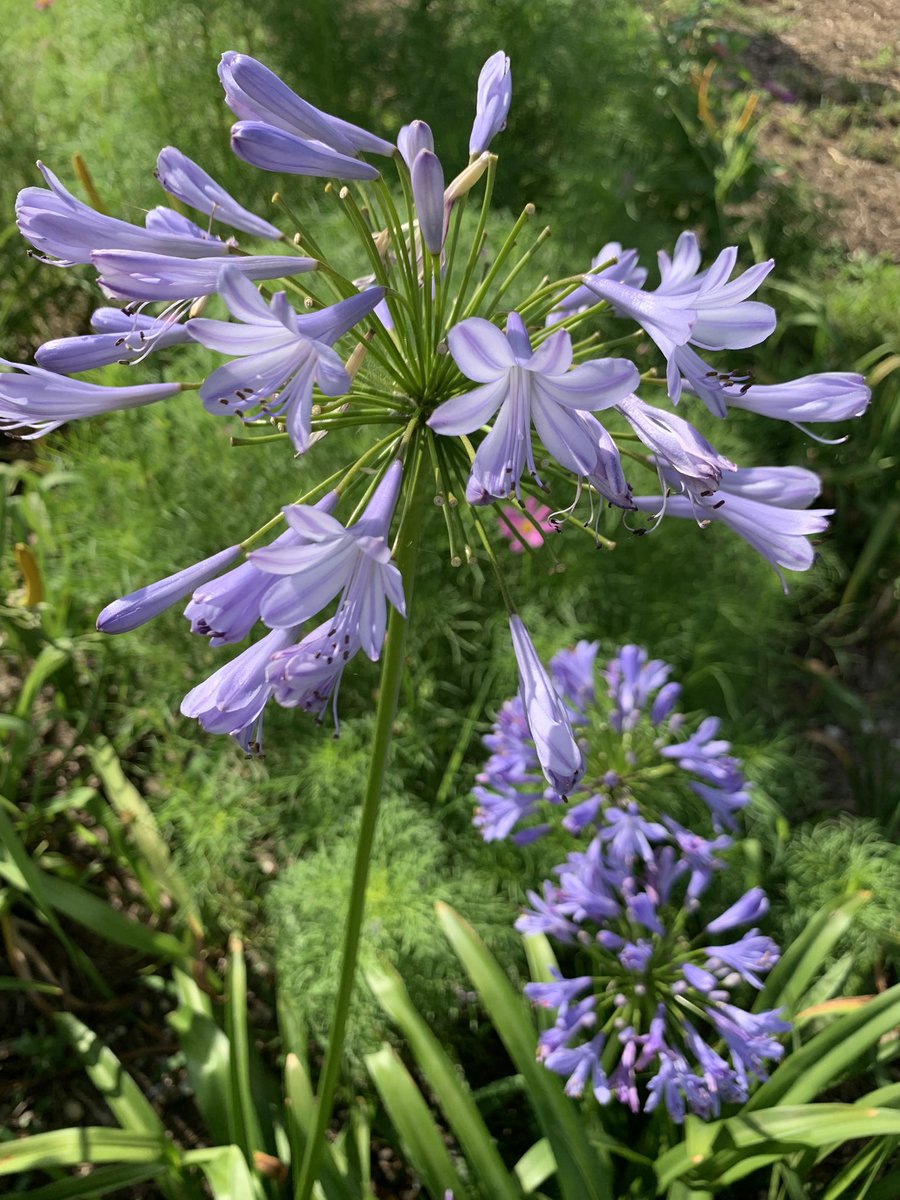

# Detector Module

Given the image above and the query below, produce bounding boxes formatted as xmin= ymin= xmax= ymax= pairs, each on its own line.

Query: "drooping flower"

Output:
xmin=508 ymin=614 xmax=584 ymax=795
xmin=0 ymin=361 xmax=182 ymax=439
xmin=617 ymin=394 xmax=736 ymax=503
xmin=181 ymin=625 xmax=298 ymax=753
xmin=632 ymin=466 xmax=833 ymax=587
xmin=428 ymin=313 xmax=638 ymax=503
xmin=250 ymin=460 xmax=406 ymax=651
xmin=230 ymin=123 xmax=382 ymax=181
xmin=155 ymin=146 xmax=283 ymax=240
xmin=697 ymin=368 xmax=871 ymax=424
xmin=187 ymin=266 xmax=384 ymax=451
xmin=469 ymin=51 xmax=512 ymax=156
xmin=97 ymin=545 xmax=242 ymax=634
xmin=35 ymin=308 xmax=193 ymax=374
xmin=16 ymin=163 xmax=223 ymax=267
xmin=90 ymin=249 xmax=317 ymax=303
xmin=585 ymin=231 xmax=776 ymax=402
xmin=183 ymin=494 xmax=340 ymax=646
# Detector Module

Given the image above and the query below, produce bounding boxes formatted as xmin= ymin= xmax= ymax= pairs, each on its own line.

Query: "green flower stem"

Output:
xmin=460 ymin=205 xmax=539 ymax=320
xmin=444 ymin=154 xmax=497 ymax=332
xmin=295 ymin=433 xmax=428 ymax=1200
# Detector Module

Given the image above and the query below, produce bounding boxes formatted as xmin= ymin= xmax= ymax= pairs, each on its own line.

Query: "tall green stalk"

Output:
xmin=295 ymin=434 xmax=429 ymax=1200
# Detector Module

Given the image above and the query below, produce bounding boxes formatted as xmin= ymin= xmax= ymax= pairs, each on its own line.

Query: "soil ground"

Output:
xmin=721 ymin=0 xmax=899 ymax=257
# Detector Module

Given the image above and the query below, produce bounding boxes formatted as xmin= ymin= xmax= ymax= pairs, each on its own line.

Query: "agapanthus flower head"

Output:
xmin=473 ymin=640 xmax=748 ymax=843
xmin=520 ymin=828 xmax=787 ymax=1120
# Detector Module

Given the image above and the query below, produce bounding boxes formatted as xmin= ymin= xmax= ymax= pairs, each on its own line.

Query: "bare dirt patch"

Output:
xmin=724 ymin=0 xmax=899 ymax=257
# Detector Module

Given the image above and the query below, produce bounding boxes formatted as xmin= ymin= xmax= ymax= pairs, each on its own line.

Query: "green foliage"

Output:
xmin=268 ymin=787 xmax=515 ymax=1069
xmin=782 ymin=818 xmax=900 ymax=982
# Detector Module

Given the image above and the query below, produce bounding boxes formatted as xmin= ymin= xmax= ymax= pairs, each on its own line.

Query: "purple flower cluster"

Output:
xmin=475 ymin=641 xmax=747 ymax=844
xmin=519 ymin=833 xmax=788 ymax=1121
xmin=97 ymin=462 xmax=407 ymax=751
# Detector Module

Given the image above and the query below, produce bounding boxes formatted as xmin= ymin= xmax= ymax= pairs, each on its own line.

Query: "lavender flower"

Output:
xmin=188 ymin=266 xmax=384 ymax=450
xmin=90 ymin=250 xmax=317 ymax=303
xmin=428 ymin=313 xmax=638 ymax=503
xmin=250 ymin=461 xmax=406 ymax=653
xmin=35 ymin=308 xmax=193 ymax=374
xmin=0 ymin=361 xmax=182 ymax=439
xmin=585 ymin=231 xmax=776 ymax=402
xmin=181 ymin=625 xmax=297 ymax=753
xmin=617 ymin=394 xmax=736 ymax=503
xmin=16 ymin=163 xmax=223 ymax=267
xmin=97 ymin=545 xmax=242 ymax=634
xmin=397 ymin=120 xmax=434 ymax=168
xmin=230 ymin=122 xmax=381 ymax=181
xmin=520 ymin=831 xmax=787 ymax=1120
xmin=509 ymin=615 xmax=584 ymax=795
xmin=155 ymin=146 xmax=283 ymax=240
xmin=632 ymin=466 xmax=833 ymax=587
xmin=469 ymin=51 xmax=512 ymax=156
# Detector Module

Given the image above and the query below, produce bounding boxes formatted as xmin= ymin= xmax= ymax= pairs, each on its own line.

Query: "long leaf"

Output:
xmin=0 ymin=1128 xmax=174 ymax=1176
xmin=283 ymin=1053 xmax=357 ymax=1200
xmin=88 ymin=738 xmax=201 ymax=936
xmin=822 ymin=1136 xmax=899 ymax=1200
xmin=745 ymin=982 xmax=900 ymax=1111
xmin=54 ymin=1013 xmax=166 ymax=1136
xmin=24 ymin=1162 xmax=171 ymax=1199
xmin=754 ymin=893 xmax=868 ymax=1015
xmin=184 ymin=1145 xmax=258 ymax=1200
xmin=657 ymin=1105 xmax=900 ymax=1190
xmin=438 ymin=902 xmax=647 ymax=1197
xmin=367 ymin=960 xmax=524 ymax=1200
xmin=365 ymin=1044 xmax=468 ymax=1200
xmin=224 ymin=935 xmax=264 ymax=1160
xmin=0 ymin=849 xmax=186 ymax=960
xmin=168 ymin=967 xmax=232 ymax=1146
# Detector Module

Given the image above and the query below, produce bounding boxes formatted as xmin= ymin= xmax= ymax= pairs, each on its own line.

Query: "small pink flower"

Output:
xmin=497 ymin=495 xmax=554 ymax=553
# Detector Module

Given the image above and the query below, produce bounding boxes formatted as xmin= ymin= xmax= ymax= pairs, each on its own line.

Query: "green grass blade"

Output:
xmin=0 ymin=1128 xmax=174 ymax=1176
xmin=54 ymin=1012 xmax=166 ymax=1136
xmin=283 ymin=1053 xmax=357 ymax=1200
xmin=168 ymin=967 xmax=232 ymax=1146
xmin=754 ymin=893 xmax=869 ymax=1015
xmin=438 ymin=902 xmax=646 ymax=1199
xmin=88 ymin=738 xmax=202 ymax=936
xmin=745 ymin=982 xmax=900 ymax=1111
xmin=24 ymin=1162 xmax=171 ymax=1199
xmin=184 ymin=1145 xmax=259 ymax=1200
xmin=822 ymin=1136 xmax=898 ymax=1200
xmin=365 ymin=1044 xmax=468 ymax=1200
xmin=657 ymin=1105 xmax=900 ymax=1191
xmin=513 ymin=1138 xmax=555 ymax=1193
xmin=224 ymin=935 xmax=265 ymax=1161
xmin=367 ymin=959 xmax=524 ymax=1200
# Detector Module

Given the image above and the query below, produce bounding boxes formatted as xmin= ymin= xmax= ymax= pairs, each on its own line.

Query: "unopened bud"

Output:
xmin=443 ymin=152 xmax=491 ymax=206
xmin=397 ymin=120 xmax=434 ymax=169
xmin=411 ymin=149 xmax=446 ymax=255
